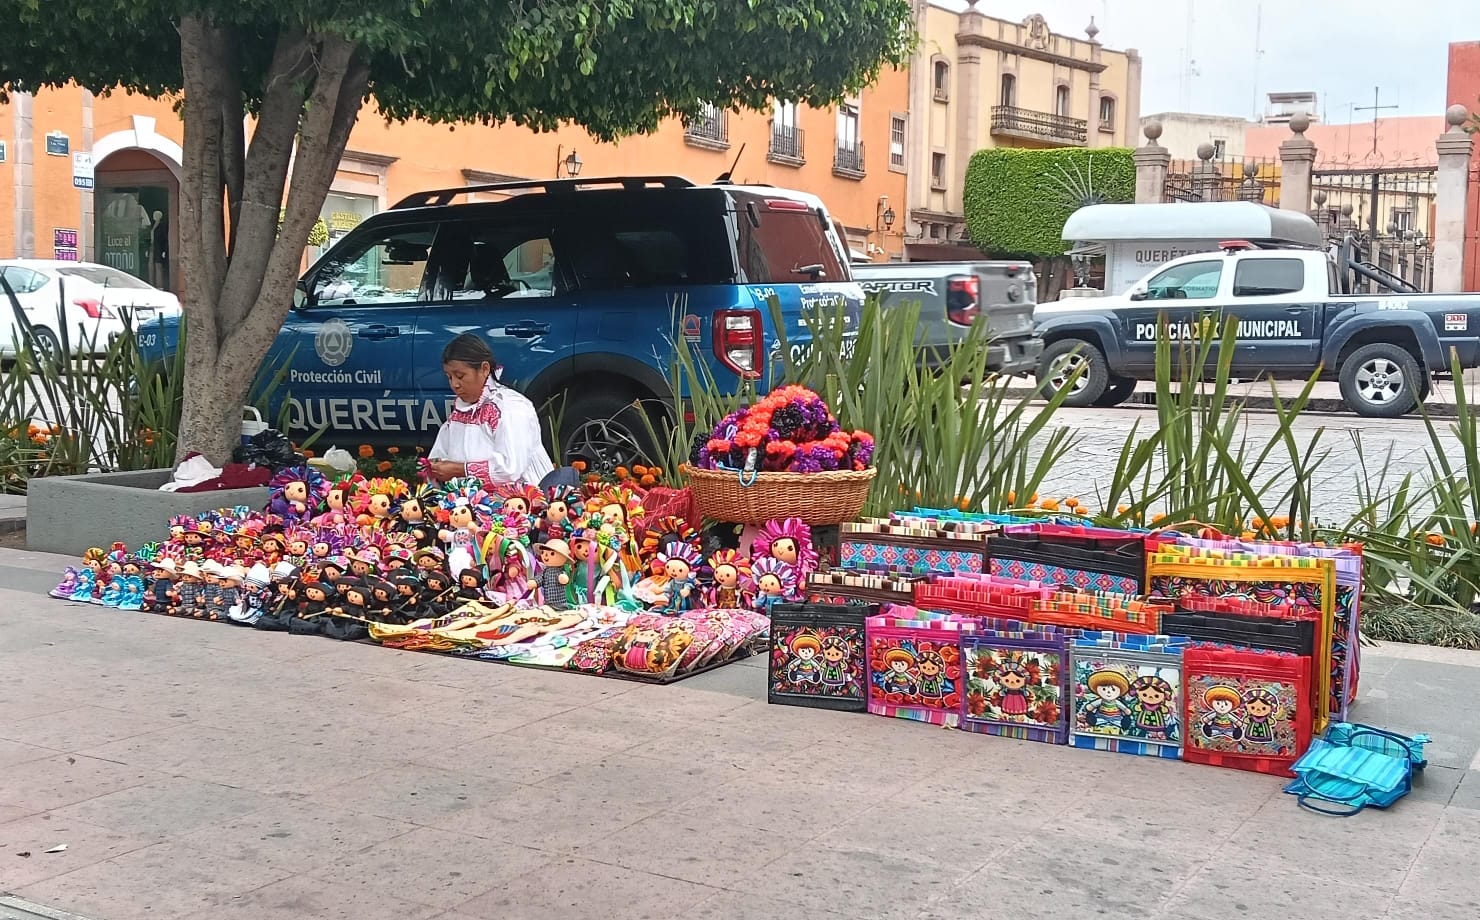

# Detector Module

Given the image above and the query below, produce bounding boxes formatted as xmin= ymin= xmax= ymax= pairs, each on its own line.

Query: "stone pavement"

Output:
xmin=1 ymin=547 xmax=1478 ymax=920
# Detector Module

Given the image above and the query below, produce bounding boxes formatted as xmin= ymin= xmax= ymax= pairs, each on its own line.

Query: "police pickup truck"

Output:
xmin=1033 ymin=242 xmax=1480 ymax=417
xmin=852 ymin=260 xmax=1042 ymax=374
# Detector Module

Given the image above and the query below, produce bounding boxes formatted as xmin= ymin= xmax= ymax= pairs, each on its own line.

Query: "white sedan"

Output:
xmin=0 ymin=260 xmax=182 ymax=359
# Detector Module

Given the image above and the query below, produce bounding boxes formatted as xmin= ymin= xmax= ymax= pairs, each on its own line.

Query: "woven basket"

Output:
xmin=682 ymin=464 xmax=877 ymax=526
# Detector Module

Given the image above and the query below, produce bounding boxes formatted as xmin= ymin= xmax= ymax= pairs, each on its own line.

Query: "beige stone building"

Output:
xmin=901 ymin=1 xmax=1143 ymax=259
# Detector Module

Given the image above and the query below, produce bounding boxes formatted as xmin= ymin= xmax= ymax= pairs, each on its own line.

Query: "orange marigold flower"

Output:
xmin=633 ymin=464 xmax=649 ymax=476
xmin=1065 ymin=497 xmax=1080 ymax=509
xmin=377 ymin=461 xmax=392 ymax=473
xmin=387 ymin=446 xmax=400 ymax=455
xmin=1250 ymin=516 xmax=1264 ymax=529
xmin=640 ymin=474 xmax=657 ymax=487
xmin=1040 ymin=499 xmax=1060 ymax=512
xmin=358 ymin=445 xmax=374 ymax=458
xmin=1030 ymin=493 xmax=1039 ymax=504
xmin=1116 ymin=504 xmax=1129 ymax=514
xmin=572 ymin=460 xmax=588 ymax=472
xmin=1426 ymin=533 xmax=1446 ymax=546
xmin=303 ymin=449 xmax=315 ymax=459
xmin=1007 ymin=490 xmax=1017 ymax=504
xmin=614 ymin=466 xmax=630 ymax=480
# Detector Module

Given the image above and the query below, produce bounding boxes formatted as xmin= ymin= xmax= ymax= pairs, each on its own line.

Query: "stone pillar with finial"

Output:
xmin=1192 ymin=143 xmax=1222 ymax=202
xmin=1279 ymin=113 xmax=1317 ymax=213
xmin=1085 ymin=17 xmax=1102 ymax=149
xmin=1433 ymin=103 xmax=1473 ymax=293
xmin=1311 ymin=189 xmax=1330 ymax=236
xmin=1133 ymin=120 xmax=1170 ymax=204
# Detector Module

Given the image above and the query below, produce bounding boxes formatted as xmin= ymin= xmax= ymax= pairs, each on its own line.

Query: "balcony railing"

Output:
xmin=768 ymin=125 xmax=805 ymax=164
xmin=683 ymin=108 xmax=729 ymax=150
xmin=833 ymin=142 xmax=865 ymax=178
xmin=989 ymin=105 xmax=1087 ymax=146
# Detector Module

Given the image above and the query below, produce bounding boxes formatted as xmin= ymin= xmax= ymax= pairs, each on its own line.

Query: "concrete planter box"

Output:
xmin=26 ymin=469 xmax=268 ymax=557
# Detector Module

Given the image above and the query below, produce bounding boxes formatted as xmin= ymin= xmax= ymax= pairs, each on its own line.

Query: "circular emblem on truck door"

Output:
xmin=315 ymin=318 xmax=353 ymax=367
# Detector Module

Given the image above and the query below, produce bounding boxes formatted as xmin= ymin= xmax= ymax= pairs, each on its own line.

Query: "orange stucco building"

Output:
xmin=1447 ymin=39 xmax=1480 ymax=291
xmin=1 ymin=63 xmax=910 ymax=296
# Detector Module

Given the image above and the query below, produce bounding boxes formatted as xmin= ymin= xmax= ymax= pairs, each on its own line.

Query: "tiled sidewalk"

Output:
xmin=0 ymin=546 xmax=1477 ymax=920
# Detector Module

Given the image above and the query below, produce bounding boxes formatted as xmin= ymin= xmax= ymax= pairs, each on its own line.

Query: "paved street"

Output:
xmin=1024 ymin=400 xmax=1460 ymax=523
xmin=1 ymin=546 xmax=1478 ymax=920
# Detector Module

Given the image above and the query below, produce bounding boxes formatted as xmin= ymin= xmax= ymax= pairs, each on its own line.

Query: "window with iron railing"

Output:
xmin=834 ymin=142 xmax=865 ymax=177
xmin=768 ymin=124 xmax=805 ymax=163
xmin=684 ymin=104 xmax=729 ymax=148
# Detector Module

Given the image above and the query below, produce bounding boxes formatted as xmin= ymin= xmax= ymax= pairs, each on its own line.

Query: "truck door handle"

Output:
xmin=504 ymin=322 xmax=550 ymax=338
xmin=357 ymin=324 xmax=400 ymax=340
xmin=1284 ymin=307 xmax=1305 ymax=315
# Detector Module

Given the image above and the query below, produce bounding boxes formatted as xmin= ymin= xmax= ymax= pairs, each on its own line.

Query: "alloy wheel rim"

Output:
xmin=1355 ymin=358 xmax=1404 ymax=404
xmin=563 ymin=417 xmax=644 ymax=472
xmin=1048 ymin=353 xmax=1089 ymax=395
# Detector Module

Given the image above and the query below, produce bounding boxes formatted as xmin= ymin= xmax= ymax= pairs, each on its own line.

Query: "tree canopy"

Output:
xmin=2 ymin=0 xmax=913 ymax=463
xmin=6 ymin=0 xmax=913 ymax=139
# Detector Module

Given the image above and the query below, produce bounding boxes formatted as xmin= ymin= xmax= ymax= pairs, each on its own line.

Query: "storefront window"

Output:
xmin=97 ymin=186 xmax=170 ymax=288
xmin=316 ymin=193 xmax=378 ymax=261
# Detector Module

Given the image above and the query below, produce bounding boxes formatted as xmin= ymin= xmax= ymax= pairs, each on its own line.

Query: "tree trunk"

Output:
xmin=174 ymin=15 xmax=368 ymax=465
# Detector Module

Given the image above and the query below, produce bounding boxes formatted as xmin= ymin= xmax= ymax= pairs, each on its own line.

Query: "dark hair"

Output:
xmin=442 ymin=332 xmax=495 ymax=369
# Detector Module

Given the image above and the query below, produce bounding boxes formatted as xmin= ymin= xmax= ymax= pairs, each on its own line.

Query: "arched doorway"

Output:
xmin=93 ymin=146 xmax=181 ymax=294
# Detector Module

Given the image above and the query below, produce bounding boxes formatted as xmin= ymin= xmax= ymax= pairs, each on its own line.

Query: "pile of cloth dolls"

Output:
xmin=47 ymin=466 xmax=818 ymax=679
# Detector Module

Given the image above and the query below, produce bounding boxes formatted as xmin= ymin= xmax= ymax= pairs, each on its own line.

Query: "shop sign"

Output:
xmin=44 ymin=132 xmax=69 ymax=157
xmin=72 ymin=152 xmax=94 ymax=190
xmin=53 ymin=228 xmax=79 ymax=261
xmin=329 ymin=211 xmax=364 ymax=233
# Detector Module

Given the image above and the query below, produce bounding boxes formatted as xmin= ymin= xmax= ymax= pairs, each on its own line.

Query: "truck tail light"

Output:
xmin=713 ymin=309 xmax=763 ymax=379
xmin=946 ymin=274 xmax=980 ymax=326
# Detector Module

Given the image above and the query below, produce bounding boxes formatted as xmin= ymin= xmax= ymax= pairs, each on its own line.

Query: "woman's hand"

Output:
xmin=429 ymin=460 xmax=465 ymax=482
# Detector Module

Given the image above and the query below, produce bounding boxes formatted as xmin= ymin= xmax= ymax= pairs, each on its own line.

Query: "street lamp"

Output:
xmin=882 ymin=207 xmax=896 ymax=230
xmin=555 ymin=145 xmax=583 ymax=178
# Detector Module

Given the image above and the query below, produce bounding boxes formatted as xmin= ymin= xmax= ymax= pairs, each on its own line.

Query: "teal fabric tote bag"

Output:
xmin=1284 ymin=723 xmax=1429 ymax=816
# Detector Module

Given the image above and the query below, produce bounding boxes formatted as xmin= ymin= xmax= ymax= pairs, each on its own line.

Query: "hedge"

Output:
xmin=963 ymin=147 xmax=1135 ymax=258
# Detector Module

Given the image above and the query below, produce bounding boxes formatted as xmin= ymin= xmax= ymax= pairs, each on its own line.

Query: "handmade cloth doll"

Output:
xmin=397 ymin=482 xmax=441 ymax=547
xmin=494 ymin=482 xmax=545 ymax=523
xmin=290 ymin=580 xmax=332 ymax=635
xmin=537 ymin=486 xmax=582 ymax=544
xmin=568 ymin=531 xmax=596 ymax=604
xmin=322 ymin=579 xmax=372 ymax=641
xmin=533 ymin=539 xmax=577 ymax=611
xmin=196 ymin=560 xmax=225 ymax=620
xmin=752 ymin=517 xmax=818 ymax=587
xmin=455 ymin=568 xmax=488 ymax=606
xmin=750 ymin=557 xmax=797 ymax=615
xmin=355 ymin=477 xmax=408 ymax=530
xmin=142 ymin=558 xmax=178 ymax=613
xmin=268 ymin=465 xmax=329 ymax=524
xmin=591 ymin=487 xmax=645 ymax=575
xmin=655 ymin=541 xmax=702 ymax=615
xmin=438 ymin=478 xmax=493 ymax=578
xmin=392 ymin=572 xmax=426 ymax=620
xmin=229 ymin=563 xmax=271 ymax=626
xmin=365 ymin=577 xmax=402 ymax=624
xmin=422 ymin=571 xmax=457 ymax=616
xmin=346 ymin=546 xmax=382 ymax=580
xmin=638 ymin=515 xmax=702 ymax=578
xmin=170 ymin=562 xmax=202 ymax=617
xmin=483 ymin=515 xmax=535 ymax=603
xmin=315 ymin=472 xmax=364 ymax=526
xmin=413 ymin=546 xmax=447 ymax=574
xmin=318 ymin=557 xmax=348 ymax=585
xmin=218 ymin=566 xmax=247 ymax=622
xmin=705 ymin=549 xmax=751 ymax=609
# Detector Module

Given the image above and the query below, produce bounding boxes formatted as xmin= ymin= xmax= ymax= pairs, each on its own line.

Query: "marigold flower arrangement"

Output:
xmin=697 ymin=386 xmax=874 ymax=473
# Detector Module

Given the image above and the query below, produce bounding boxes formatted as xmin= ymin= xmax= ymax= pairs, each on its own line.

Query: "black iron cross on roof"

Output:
xmin=1353 ymin=86 xmax=1399 ymax=157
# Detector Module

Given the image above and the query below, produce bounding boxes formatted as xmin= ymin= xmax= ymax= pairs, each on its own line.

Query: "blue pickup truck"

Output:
xmin=140 ymin=176 xmax=863 ymax=463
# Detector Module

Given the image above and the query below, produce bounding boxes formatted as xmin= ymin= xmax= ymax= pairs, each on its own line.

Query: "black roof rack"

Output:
xmin=391 ymin=175 xmax=697 ymax=210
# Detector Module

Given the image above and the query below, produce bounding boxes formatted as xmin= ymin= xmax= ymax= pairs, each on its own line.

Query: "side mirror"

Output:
xmin=292 ymin=279 xmax=313 ymax=311
xmin=1128 ymin=290 xmax=1147 ymax=302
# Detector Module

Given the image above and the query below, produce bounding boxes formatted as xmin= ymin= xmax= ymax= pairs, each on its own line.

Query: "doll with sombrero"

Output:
xmin=532 ymin=538 xmax=577 ymax=611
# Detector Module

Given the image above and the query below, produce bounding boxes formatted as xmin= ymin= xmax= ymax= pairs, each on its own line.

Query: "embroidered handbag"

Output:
xmin=959 ymin=622 xmax=1070 ymax=744
xmin=1182 ymin=645 xmax=1313 ymax=777
xmin=1284 ymin=723 xmax=1429 ymax=815
xmin=1160 ymin=611 xmax=1316 ymax=656
xmin=1157 ymin=536 xmax=1363 ymax=721
xmin=1029 ymin=589 xmax=1171 ymax=635
xmin=1069 ymin=634 xmax=1187 ymax=759
xmin=913 ymin=573 xmax=1054 ymax=619
xmin=768 ymin=602 xmax=873 ymax=711
xmin=989 ymin=524 xmax=1147 ymax=594
xmin=1149 ymin=552 xmax=1336 ymax=733
xmin=866 ymin=606 xmax=974 ymax=727
xmin=840 ymin=517 xmax=989 ymax=575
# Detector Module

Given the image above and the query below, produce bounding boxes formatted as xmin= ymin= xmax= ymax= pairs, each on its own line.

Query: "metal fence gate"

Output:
xmin=1311 ymin=167 xmax=1437 ymax=292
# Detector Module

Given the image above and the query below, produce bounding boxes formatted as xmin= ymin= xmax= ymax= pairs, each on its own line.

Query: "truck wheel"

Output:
xmin=1339 ymin=343 xmax=1422 ymax=418
xmin=558 ymin=391 xmax=663 ymax=473
xmin=1093 ymin=376 xmax=1139 ymax=408
xmin=1037 ymin=338 xmax=1109 ymax=408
